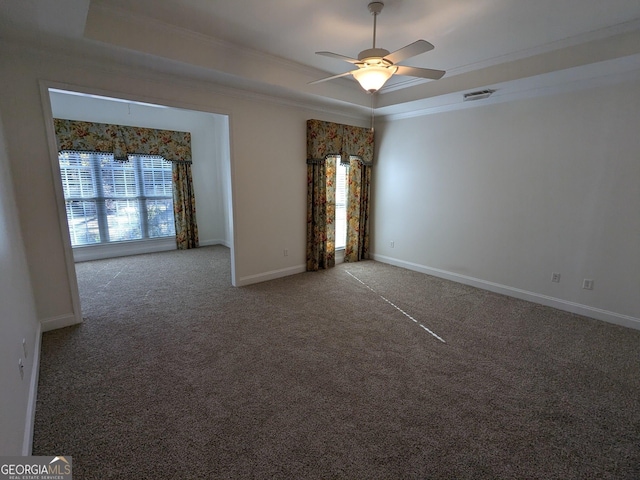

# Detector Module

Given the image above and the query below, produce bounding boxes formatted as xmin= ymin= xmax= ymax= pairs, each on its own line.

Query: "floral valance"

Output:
xmin=53 ymin=119 xmax=192 ymax=163
xmin=307 ymin=119 xmax=374 ymax=166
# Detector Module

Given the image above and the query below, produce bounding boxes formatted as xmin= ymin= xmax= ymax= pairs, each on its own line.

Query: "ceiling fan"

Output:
xmin=310 ymin=1 xmax=445 ymax=93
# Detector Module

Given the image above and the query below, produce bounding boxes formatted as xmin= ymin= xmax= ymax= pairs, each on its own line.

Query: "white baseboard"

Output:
xmin=236 ymin=264 xmax=306 ymax=287
xmin=371 ymin=254 xmax=640 ymax=331
xmin=40 ymin=313 xmax=82 ymax=332
xmin=73 ymin=237 xmax=177 ymax=262
xmin=22 ymin=322 xmax=42 ymax=456
xmin=199 ymin=239 xmax=230 ymax=248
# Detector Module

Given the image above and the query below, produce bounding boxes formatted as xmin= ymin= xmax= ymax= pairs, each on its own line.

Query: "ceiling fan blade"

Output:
xmin=395 ymin=65 xmax=445 ymax=80
xmin=308 ymin=70 xmax=356 ymax=85
xmin=384 ymin=40 xmax=434 ymax=65
xmin=316 ymin=51 xmax=361 ymax=64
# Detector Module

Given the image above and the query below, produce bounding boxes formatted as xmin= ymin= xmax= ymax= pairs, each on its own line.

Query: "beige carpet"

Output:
xmin=33 ymin=246 xmax=640 ymax=479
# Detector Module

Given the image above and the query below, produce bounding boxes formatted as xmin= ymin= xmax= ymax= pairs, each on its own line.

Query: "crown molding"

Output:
xmin=444 ymin=17 xmax=640 ymax=78
xmin=378 ymin=17 xmax=640 ymax=96
xmin=0 ymin=39 xmax=368 ymax=121
xmin=88 ymin=2 xmax=328 ymax=80
xmin=379 ymin=61 xmax=640 ymax=122
xmin=84 ymin=2 xmax=370 ymax=110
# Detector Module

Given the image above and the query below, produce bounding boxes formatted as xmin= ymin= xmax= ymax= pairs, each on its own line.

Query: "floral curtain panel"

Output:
xmin=306 ymin=119 xmax=373 ymax=271
xmin=345 ymin=159 xmax=371 ymax=262
xmin=173 ymin=162 xmax=199 ymax=249
xmin=54 ymin=119 xmax=198 ymax=250
xmin=306 ymin=157 xmax=336 ymax=270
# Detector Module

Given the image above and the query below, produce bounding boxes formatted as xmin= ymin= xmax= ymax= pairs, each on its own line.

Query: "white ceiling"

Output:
xmin=2 ymin=0 xmax=640 ymax=117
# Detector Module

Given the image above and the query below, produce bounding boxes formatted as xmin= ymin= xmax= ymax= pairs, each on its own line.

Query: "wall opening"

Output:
xmin=45 ymin=87 xmax=235 ymax=323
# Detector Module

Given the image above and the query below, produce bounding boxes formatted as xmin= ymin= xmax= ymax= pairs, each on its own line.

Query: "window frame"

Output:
xmin=59 ymin=151 xmax=175 ymax=249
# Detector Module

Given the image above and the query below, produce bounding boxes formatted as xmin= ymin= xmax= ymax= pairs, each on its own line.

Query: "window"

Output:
xmin=59 ymin=152 xmax=175 ymax=247
xmin=335 ymin=159 xmax=348 ymax=250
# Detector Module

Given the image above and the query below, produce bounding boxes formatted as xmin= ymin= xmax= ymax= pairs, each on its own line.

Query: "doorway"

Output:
xmin=46 ymin=88 xmax=235 ymax=323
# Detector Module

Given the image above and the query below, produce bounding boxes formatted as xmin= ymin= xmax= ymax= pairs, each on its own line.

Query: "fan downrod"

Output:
xmin=361 ymin=1 xmax=387 ymax=59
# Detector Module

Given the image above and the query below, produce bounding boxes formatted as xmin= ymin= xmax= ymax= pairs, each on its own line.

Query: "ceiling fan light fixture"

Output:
xmin=311 ymin=2 xmax=445 ymax=89
xmin=352 ymin=65 xmax=397 ymax=93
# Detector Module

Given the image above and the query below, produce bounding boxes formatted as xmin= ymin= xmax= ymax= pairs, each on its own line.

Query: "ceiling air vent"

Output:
xmin=463 ymin=89 xmax=495 ymax=101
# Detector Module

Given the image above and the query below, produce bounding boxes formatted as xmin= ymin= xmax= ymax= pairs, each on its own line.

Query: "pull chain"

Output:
xmin=370 ymin=92 xmax=375 ymax=133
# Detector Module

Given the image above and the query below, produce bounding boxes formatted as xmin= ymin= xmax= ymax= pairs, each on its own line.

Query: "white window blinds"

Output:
xmin=335 ymin=160 xmax=348 ymax=250
xmin=59 ymin=152 xmax=175 ymax=247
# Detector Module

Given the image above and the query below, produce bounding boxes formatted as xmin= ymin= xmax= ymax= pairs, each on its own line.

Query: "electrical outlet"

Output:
xmin=582 ymin=279 xmax=594 ymax=290
xmin=390 ymin=241 xmax=395 ymax=248
xmin=283 ymin=249 xmax=288 ymax=257
xmin=18 ymin=358 xmax=24 ymax=380
xmin=551 ymin=272 xmax=561 ymax=283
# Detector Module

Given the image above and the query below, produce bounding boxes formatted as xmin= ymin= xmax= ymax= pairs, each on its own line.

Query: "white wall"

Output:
xmin=0 ymin=40 xmax=367 ymax=328
xmin=373 ymin=78 xmax=640 ymax=327
xmin=0 ymin=111 xmax=41 ymax=455
xmin=49 ymin=91 xmax=231 ymax=250
xmin=2 ymin=36 xmax=637 ymax=456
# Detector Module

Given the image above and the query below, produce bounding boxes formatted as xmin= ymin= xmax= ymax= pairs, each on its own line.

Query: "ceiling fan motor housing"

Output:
xmin=358 ymin=48 xmax=391 ymax=64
